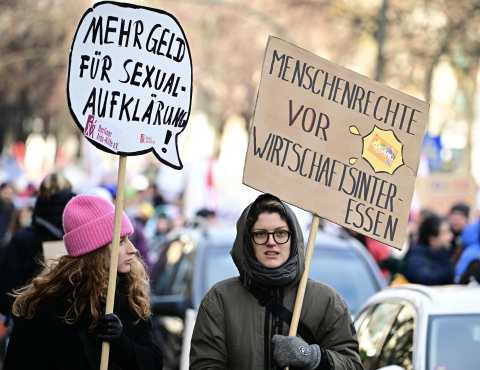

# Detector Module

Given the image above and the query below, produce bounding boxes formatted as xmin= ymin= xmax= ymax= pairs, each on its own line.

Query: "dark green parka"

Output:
xmin=190 ymin=194 xmax=364 ymax=370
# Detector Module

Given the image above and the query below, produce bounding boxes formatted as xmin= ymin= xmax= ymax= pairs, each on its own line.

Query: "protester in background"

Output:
xmin=455 ymin=216 xmax=480 ymax=284
xmin=103 ymin=185 xmax=152 ymax=272
xmin=192 ymin=208 xmax=217 ymax=228
xmin=9 ymin=182 xmax=38 ymax=238
xmin=144 ymin=183 xmax=166 ymax=209
xmin=143 ymin=210 xmax=173 ymax=264
xmin=0 ymin=173 xmax=74 ymax=316
xmin=403 ymin=213 xmax=454 ymax=285
xmin=130 ymin=216 xmax=152 ymax=273
xmin=4 ymin=194 xmax=162 ymax=370
xmin=406 ymin=208 xmax=434 ymax=251
xmin=448 ymin=202 xmax=470 ymax=263
xmin=0 ymin=182 xmax=15 ymax=247
xmin=8 ymin=200 xmax=34 ymax=237
xmin=190 ymin=193 xmax=363 ymax=370
xmin=458 ymin=259 xmax=480 ymax=285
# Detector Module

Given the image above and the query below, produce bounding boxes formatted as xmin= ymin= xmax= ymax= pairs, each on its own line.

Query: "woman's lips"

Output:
xmin=264 ymin=251 xmax=280 ymax=257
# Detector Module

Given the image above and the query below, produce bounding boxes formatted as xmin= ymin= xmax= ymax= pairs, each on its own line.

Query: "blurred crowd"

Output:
xmin=0 ymin=171 xmax=478 ymax=292
xmin=337 ymin=201 xmax=480 ymax=286
xmin=0 ymin=171 xmax=477 ymax=296
xmin=0 ymin=172 xmax=478 ymax=279
xmin=0 ymin=172 xmax=190 ymax=280
xmin=0 ymin=170 xmax=479 ymax=365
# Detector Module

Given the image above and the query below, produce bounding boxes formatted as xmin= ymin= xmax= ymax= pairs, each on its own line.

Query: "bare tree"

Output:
xmin=0 ymin=0 xmax=85 ymax=151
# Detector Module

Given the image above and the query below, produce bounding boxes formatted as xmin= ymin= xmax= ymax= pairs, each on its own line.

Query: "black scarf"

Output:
xmin=242 ymin=232 xmax=299 ymax=288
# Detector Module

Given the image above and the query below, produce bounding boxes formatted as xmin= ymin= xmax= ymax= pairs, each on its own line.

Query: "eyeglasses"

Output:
xmin=251 ymin=229 xmax=291 ymax=245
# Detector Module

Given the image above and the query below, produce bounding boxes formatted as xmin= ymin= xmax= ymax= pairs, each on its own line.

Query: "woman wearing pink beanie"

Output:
xmin=4 ymin=194 xmax=163 ymax=370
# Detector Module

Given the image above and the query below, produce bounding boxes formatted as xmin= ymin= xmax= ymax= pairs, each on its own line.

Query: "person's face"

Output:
xmin=156 ymin=218 xmax=170 ymax=234
xmin=429 ymin=221 xmax=453 ymax=250
xmin=251 ymin=212 xmax=291 ymax=269
xmin=117 ymin=237 xmax=138 ymax=273
xmin=0 ymin=185 xmax=14 ymax=201
xmin=448 ymin=211 xmax=468 ymax=234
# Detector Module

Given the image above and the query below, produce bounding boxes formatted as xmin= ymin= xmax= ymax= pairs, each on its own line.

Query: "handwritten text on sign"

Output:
xmin=68 ymin=1 xmax=192 ymax=169
xmin=244 ymin=37 xmax=428 ymax=249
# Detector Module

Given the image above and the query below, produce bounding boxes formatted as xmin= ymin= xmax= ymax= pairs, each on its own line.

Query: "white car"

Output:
xmin=354 ymin=284 xmax=480 ymax=370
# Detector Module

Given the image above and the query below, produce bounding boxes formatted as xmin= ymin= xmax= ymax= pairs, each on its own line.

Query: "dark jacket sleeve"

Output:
xmin=190 ymin=290 xmax=228 ymax=369
xmin=315 ymin=291 xmax=364 ymax=370
xmin=4 ymin=317 xmax=48 ymax=370
xmin=109 ymin=317 xmax=163 ymax=370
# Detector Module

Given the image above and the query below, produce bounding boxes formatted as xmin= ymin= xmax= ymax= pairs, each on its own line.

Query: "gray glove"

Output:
xmin=272 ymin=334 xmax=321 ymax=370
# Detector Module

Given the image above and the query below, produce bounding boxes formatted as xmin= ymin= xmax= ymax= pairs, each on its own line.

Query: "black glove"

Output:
xmin=95 ymin=313 xmax=137 ymax=368
xmin=95 ymin=313 xmax=123 ymax=341
xmin=272 ymin=334 xmax=321 ymax=370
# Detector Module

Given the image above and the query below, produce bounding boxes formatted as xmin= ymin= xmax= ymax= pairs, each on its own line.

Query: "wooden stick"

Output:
xmin=285 ymin=214 xmax=320 ymax=370
xmin=288 ymin=214 xmax=320 ymax=336
xmin=100 ymin=155 xmax=127 ymax=370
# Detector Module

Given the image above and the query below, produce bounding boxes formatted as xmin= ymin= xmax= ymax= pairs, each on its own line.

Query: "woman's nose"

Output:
xmin=127 ymin=240 xmax=138 ymax=254
xmin=265 ymin=234 xmax=276 ymax=246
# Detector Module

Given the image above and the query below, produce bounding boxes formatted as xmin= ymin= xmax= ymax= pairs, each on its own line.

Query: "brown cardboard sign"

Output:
xmin=243 ymin=36 xmax=429 ymax=249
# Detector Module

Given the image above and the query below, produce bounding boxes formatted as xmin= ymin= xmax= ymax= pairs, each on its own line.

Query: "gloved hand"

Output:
xmin=94 ymin=313 xmax=123 ymax=341
xmin=272 ymin=334 xmax=321 ymax=370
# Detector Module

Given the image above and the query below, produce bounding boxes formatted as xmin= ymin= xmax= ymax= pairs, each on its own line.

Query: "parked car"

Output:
xmin=354 ymin=284 xmax=480 ymax=370
xmin=150 ymin=224 xmax=386 ymax=369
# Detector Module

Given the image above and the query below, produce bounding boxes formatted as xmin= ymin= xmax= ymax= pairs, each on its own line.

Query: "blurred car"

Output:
xmin=354 ymin=284 xmax=480 ymax=370
xmin=150 ymin=225 xmax=386 ymax=370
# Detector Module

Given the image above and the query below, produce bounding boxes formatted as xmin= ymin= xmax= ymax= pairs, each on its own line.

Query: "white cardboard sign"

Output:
xmin=67 ymin=1 xmax=192 ymax=169
xmin=42 ymin=241 xmax=68 ymax=267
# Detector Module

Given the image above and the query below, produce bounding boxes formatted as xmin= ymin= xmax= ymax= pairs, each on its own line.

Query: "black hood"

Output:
xmin=230 ymin=193 xmax=305 ymax=288
xmin=32 ymin=189 xmax=75 ymax=239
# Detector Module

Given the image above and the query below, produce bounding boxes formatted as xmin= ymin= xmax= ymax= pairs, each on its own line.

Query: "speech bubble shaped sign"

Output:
xmin=67 ymin=1 xmax=192 ymax=169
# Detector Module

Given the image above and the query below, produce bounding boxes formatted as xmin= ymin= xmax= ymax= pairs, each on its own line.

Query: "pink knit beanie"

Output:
xmin=63 ymin=194 xmax=134 ymax=257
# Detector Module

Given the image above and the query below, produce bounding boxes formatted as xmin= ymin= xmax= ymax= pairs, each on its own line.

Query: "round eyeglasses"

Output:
xmin=251 ymin=229 xmax=291 ymax=245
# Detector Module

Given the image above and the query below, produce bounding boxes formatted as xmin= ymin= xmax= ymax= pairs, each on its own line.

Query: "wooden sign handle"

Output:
xmin=285 ymin=214 xmax=320 ymax=370
xmin=288 ymin=214 xmax=320 ymax=335
xmin=100 ymin=155 xmax=127 ymax=370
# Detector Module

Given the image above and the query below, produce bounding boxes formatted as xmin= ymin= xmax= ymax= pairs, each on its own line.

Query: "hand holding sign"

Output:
xmin=68 ymin=1 xmax=192 ymax=169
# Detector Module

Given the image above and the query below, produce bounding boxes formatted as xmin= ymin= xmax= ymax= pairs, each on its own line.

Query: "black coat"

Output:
xmin=0 ymin=198 xmax=15 ymax=246
xmin=0 ymin=226 xmax=46 ymax=315
xmin=4 ymin=283 xmax=163 ymax=370
xmin=0 ymin=190 xmax=75 ymax=316
xmin=403 ymin=244 xmax=454 ymax=285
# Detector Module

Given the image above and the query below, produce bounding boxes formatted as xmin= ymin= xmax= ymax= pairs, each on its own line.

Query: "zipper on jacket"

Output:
xmin=264 ymin=305 xmax=273 ymax=369
xmin=264 ymin=288 xmax=284 ymax=370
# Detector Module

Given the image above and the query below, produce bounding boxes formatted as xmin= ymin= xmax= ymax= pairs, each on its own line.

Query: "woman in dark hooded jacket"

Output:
xmin=403 ymin=213 xmax=454 ymax=285
xmin=0 ymin=173 xmax=75 ymax=316
xmin=4 ymin=194 xmax=162 ymax=370
xmin=190 ymin=193 xmax=363 ymax=370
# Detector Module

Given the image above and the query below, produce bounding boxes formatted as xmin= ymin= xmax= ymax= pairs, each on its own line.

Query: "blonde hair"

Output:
xmin=12 ymin=246 xmax=150 ymax=329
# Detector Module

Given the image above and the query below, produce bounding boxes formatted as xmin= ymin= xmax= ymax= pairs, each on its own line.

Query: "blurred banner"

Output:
xmin=415 ymin=174 xmax=477 ymax=218
xmin=423 ymin=133 xmax=443 ymax=172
